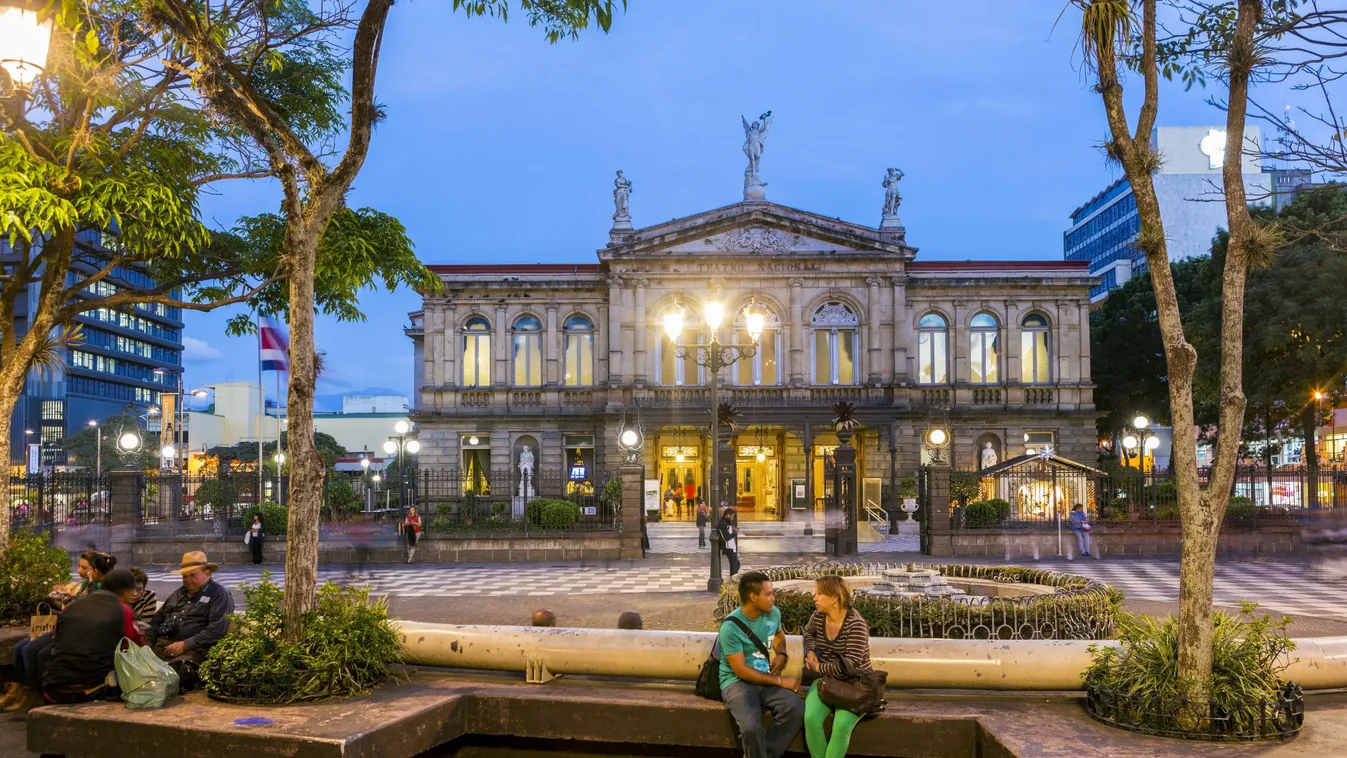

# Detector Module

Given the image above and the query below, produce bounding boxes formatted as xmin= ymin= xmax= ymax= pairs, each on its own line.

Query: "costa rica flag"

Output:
xmin=259 ymin=316 xmax=290 ymax=372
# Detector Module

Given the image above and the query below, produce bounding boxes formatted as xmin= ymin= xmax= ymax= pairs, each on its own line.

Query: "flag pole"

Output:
xmin=276 ymin=366 xmax=284 ymax=509
xmin=258 ymin=314 xmax=264 ymax=508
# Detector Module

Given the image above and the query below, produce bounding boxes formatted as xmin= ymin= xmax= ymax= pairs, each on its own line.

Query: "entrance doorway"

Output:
xmin=657 ymin=444 xmax=701 ymax=522
xmin=735 ymin=442 xmax=780 ymax=521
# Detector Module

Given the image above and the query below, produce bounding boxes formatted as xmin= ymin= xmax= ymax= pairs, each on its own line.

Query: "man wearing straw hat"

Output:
xmin=146 ymin=551 xmax=234 ymax=691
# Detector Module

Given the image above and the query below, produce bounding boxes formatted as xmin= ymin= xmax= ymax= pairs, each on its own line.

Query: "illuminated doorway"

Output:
xmin=657 ymin=437 xmax=701 ymax=522
xmin=735 ymin=440 xmax=780 ymax=521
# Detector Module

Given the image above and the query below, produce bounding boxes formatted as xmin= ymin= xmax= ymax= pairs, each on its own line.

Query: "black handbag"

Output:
xmin=695 ymin=616 xmax=773 ymax=701
xmin=817 ymin=655 xmax=888 ymax=715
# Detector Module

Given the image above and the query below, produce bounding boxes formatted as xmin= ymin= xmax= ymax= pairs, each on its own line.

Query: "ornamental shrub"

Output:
xmin=1084 ymin=602 xmax=1296 ymax=738
xmin=526 ymin=497 xmax=581 ymax=528
xmin=1226 ymin=496 xmax=1257 ymax=526
xmin=963 ymin=498 xmax=1011 ymax=528
xmin=0 ymin=531 xmax=72 ymax=622
xmin=194 ymin=479 xmax=239 ymax=517
xmin=601 ymin=475 xmax=622 ymax=507
xmin=247 ymin=501 xmax=287 ymax=535
xmin=201 ymin=573 xmax=401 ymax=704
xmin=327 ymin=474 xmax=362 ymax=516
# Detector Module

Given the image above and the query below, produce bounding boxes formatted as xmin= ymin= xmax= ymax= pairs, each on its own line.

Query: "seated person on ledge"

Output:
xmin=719 ymin=571 xmax=804 ymax=758
xmin=42 ymin=568 xmax=144 ymax=705
xmin=147 ymin=551 xmax=233 ymax=691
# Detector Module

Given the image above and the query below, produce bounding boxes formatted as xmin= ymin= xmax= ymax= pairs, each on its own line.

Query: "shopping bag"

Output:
xmin=114 ymin=637 xmax=180 ymax=709
xmin=243 ymin=531 xmax=251 ymax=545
xmin=29 ymin=602 xmax=57 ymax=640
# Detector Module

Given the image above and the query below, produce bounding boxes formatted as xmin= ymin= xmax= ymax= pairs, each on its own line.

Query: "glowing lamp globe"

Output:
xmin=704 ymin=302 xmax=725 ymax=331
xmin=927 ymin=428 xmax=947 ymax=446
xmin=383 ymin=440 xmax=397 ymax=454
xmin=406 ymin=440 xmax=421 ymax=454
xmin=394 ymin=420 xmax=410 ymax=434
xmin=0 ymin=4 xmax=53 ymax=87
xmin=620 ymin=429 xmax=639 ymax=447
xmin=117 ymin=432 xmax=140 ymax=452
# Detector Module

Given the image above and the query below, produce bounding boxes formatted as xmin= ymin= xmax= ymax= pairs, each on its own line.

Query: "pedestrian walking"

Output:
xmin=402 ymin=506 xmax=422 ymax=563
xmin=696 ymin=500 xmax=710 ymax=549
xmin=1069 ymin=503 xmax=1092 ymax=557
xmin=246 ymin=514 xmax=265 ymax=564
xmin=718 ymin=504 xmax=741 ymax=577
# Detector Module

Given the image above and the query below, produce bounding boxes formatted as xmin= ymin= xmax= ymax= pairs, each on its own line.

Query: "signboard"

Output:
xmin=27 ymin=444 xmax=40 ymax=474
xmin=644 ymin=479 xmax=661 ymax=512
xmin=569 ymin=465 xmax=587 ymax=481
xmin=582 ymin=506 xmax=597 ymax=516
xmin=791 ymin=478 xmax=807 ymax=510
xmin=737 ymin=446 xmax=775 ymax=458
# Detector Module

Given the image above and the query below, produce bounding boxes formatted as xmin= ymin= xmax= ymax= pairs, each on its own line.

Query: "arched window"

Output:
xmin=658 ymin=312 xmax=702 ymax=386
xmin=512 ymin=315 xmax=543 ymax=387
xmin=733 ymin=306 xmax=781 ymax=386
xmin=917 ymin=313 xmax=948 ymax=385
xmin=563 ymin=314 xmax=594 ymax=387
xmin=462 ymin=316 xmax=491 ymax=387
xmin=1020 ymin=313 xmax=1051 ymax=384
xmin=811 ymin=302 xmax=859 ymax=385
xmin=969 ymin=313 xmax=1000 ymax=384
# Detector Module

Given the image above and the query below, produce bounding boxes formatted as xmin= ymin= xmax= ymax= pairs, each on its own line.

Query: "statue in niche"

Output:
xmin=981 ymin=441 xmax=999 ymax=470
xmin=518 ymin=445 xmax=535 ymax=498
xmin=612 ymin=170 xmax=632 ymax=224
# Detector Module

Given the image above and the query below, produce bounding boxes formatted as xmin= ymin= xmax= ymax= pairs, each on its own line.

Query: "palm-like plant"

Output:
xmin=832 ymin=401 xmax=858 ymax=433
xmin=716 ymin=402 xmax=741 ymax=431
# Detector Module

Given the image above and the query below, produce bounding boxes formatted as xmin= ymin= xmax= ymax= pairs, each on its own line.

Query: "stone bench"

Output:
xmin=25 ymin=668 xmax=1265 ymax=758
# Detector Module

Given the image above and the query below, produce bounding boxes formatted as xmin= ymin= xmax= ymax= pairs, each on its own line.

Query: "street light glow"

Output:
xmin=927 ymin=428 xmax=947 ymax=446
xmin=117 ymin=432 xmax=140 ymax=452
xmin=662 ymin=310 xmax=683 ymax=342
xmin=406 ymin=440 xmax=420 ymax=454
xmin=1133 ymin=414 xmax=1150 ymax=429
xmin=395 ymin=420 xmax=410 ymax=434
xmin=274 ymin=452 xmax=285 ymax=463
xmin=0 ymin=5 xmax=53 ymax=87
xmin=371 ymin=474 xmax=381 ymax=483
xmin=87 ymin=420 xmax=97 ymax=427
xmin=1122 ymin=434 xmax=1139 ymax=450
xmin=161 ymin=444 xmax=176 ymax=458
xmin=360 ymin=458 xmax=370 ymax=469
xmin=467 ymin=435 xmax=479 ymax=446
xmin=745 ymin=309 xmax=765 ymax=342
xmin=1144 ymin=435 xmax=1161 ymax=451
xmin=704 ymin=302 xmax=725 ymax=331
xmin=620 ymin=429 xmax=639 ymax=447
xmin=383 ymin=440 xmax=397 ymax=454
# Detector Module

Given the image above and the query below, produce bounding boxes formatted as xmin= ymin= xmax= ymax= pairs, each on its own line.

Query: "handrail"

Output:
xmin=864 ymin=497 xmax=887 ymax=526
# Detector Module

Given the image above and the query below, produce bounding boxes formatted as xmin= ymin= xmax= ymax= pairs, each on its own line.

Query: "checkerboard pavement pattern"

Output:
xmin=645 ymin=522 xmax=921 ymax=555
xmin=143 ymin=554 xmax=1347 ymax=619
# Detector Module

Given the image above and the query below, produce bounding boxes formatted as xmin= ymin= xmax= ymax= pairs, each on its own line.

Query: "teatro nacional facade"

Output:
xmin=406 ymin=193 xmax=1097 ymax=523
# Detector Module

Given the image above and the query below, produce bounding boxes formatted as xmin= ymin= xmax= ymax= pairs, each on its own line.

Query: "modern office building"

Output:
xmin=1065 ymin=126 xmax=1273 ymax=301
xmin=6 ymin=229 xmax=185 ymax=468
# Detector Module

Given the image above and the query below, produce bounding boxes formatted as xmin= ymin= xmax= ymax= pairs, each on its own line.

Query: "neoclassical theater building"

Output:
xmin=407 ymin=183 xmax=1097 ymax=522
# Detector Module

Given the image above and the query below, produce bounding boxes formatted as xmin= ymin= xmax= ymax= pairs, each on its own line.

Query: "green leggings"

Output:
xmin=804 ymin=680 xmax=863 ymax=758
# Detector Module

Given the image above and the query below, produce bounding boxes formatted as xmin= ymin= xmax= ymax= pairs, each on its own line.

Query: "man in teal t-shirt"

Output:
xmin=717 ymin=571 xmax=803 ymax=758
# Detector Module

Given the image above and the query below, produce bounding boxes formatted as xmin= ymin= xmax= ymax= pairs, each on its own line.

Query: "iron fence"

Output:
xmin=7 ymin=472 xmax=108 ymax=533
xmin=418 ymin=468 xmax=620 ymax=535
xmin=951 ymin=465 xmax=1347 ymax=531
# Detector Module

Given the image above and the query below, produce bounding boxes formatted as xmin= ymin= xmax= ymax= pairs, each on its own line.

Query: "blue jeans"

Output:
xmin=1074 ymin=528 xmax=1090 ymax=555
xmin=722 ymin=680 xmax=805 ymax=758
xmin=12 ymin=631 xmax=54 ymax=688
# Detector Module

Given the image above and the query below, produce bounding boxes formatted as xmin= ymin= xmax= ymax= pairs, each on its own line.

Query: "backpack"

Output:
xmin=695 ymin=615 xmax=773 ymax=701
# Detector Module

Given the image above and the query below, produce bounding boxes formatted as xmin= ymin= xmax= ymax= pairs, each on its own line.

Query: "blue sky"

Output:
xmin=184 ymin=1 xmax=1260 ymax=410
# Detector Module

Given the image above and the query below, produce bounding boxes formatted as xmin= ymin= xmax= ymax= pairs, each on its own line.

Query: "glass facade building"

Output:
xmin=5 ymin=230 xmax=184 ymax=467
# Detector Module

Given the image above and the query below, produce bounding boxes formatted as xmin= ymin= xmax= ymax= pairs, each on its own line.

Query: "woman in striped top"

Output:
xmin=802 ymin=575 xmax=872 ymax=758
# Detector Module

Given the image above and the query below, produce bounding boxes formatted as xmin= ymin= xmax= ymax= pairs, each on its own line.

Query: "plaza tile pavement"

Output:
xmin=143 ymin=555 xmax=1347 ymax=621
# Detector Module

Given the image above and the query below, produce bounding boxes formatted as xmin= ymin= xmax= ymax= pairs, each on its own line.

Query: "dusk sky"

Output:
xmin=183 ymin=1 xmax=1274 ymax=411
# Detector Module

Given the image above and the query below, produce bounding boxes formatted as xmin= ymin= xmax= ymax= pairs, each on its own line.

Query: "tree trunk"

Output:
xmin=1303 ymin=404 xmax=1319 ymax=509
xmin=281 ymin=223 xmax=324 ymax=640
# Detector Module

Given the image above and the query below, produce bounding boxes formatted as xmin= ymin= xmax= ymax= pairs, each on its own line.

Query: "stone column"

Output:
xmin=865 ymin=277 xmax=882 ymax=385
xmin=788 ymin=278 xmax=805 ymax=387
xmin=925 ymin=463 xmax=953 ymax=557
xmin=425 ymin=301 xmax=441 ymax=389
xmin=1078 ymin=300 xmax=1092 ymax=385
xmin=607 ymin=275 xmax=624 ymax=387
xmin=108 ymin=468 xmax=142 ymax=561
xmin=634 ymin=279 xmax=649 ymax=386
xmin=545 ymin=303 xmax=560 ymax=387
xmin=891 ymin=275 xmax=910 ymax=381
xmin=619 ymin=464 xmax=645 ymax=559
xmin=1056 ymin=300 xmax=1073 ymax=385
xmin=494 ymin=303 xmax=509 ymax=389
xmin=1005 ymin=300 xmax=1022 ymax=385
xmin=952 ymin=301 xmax=968 ymax=385
xmin=445 ymin=303 xmax=458 ymax=388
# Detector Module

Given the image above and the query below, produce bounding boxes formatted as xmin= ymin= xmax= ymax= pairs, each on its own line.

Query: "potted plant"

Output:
xmin=832 ymin=401 xmax=858 ymax=445
xmin=899 ymin=476 xmax=919 ymax=520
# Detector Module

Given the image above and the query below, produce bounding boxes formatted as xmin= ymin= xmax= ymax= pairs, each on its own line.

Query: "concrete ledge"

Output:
xmin=29 ymin=669 xmax=1330 ymax=758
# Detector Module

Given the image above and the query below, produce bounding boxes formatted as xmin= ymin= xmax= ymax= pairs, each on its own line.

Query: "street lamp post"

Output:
xmin=1120 ymin=414 xmax=1160 ymax=515
xmin=87 ymin=420 xmax=100 ymax=478
xmin=663 ymin=301 xmax=764 ymax=593
xmin=384 ymin=420 xmax=419 ymax=511
xmin=0 ymin=0 xmax=53 ymax=120
xmin=360 ymin=454 xmax=371 ymax=512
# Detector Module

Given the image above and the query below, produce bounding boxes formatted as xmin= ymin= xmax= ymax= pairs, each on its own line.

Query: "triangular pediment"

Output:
xmin=600 ymin=201 xmax=915 ymax=260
